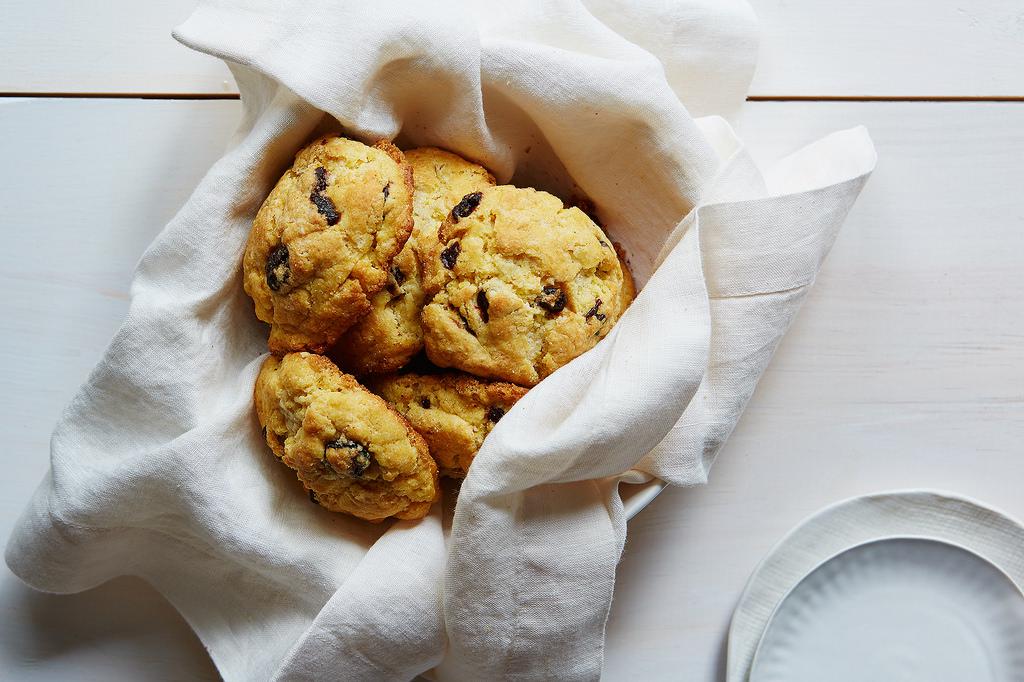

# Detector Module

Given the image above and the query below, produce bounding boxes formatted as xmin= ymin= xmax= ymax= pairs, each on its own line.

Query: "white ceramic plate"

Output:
xmin=749 ymin=537 xmax=1024 ymax=682
xmin=726 ymin=490 xmax=1024 ymax=682
xmin=621 ymin=476 xmax=667 ymax=520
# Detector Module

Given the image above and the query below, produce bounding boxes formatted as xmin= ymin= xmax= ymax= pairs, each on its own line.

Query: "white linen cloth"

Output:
xmin=726 ymin=490 xmax=1024 ymax=681
xmin=5 ymin=1 xmax=876 ymax=679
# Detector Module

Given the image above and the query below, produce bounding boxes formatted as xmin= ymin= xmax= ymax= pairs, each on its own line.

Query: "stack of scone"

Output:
xmin=245 ymin=136 xmax=634 ymax=522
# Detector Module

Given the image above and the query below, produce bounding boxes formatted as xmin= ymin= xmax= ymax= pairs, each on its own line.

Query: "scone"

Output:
xmin=570 ymin=195 xmax=638 ymax=314
xmin=243 ymin=136 xmax=414 ymax=354
xmin=614 ymin=242 xmax=637 ymax=313
xmin=369 ymin=372 xmax=528 ymax=478
xmin=254 ymin=352 xmax=439 ymax=521
xmin=331 ymin=148 xmax=494 ymax=375
xmin=419 ymin=185 xmax=626 ymax=386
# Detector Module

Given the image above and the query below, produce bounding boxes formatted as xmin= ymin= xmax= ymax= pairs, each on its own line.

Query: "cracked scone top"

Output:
xmin=254 ymin=352 xmax=439 ymax=521
xmin=243 ymin=136 xmax=414 ymax=354
xmin=419 ymin=185 xmax=626 ymax=387
xmin=369 ymin=372 xmax=528 ymax=478
xmin=331 ymin=148 xmax=495 ymax=375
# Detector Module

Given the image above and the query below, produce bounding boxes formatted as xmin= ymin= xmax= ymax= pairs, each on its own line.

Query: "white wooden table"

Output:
xmin=2 ymin=2 xmax=1022 ymax=680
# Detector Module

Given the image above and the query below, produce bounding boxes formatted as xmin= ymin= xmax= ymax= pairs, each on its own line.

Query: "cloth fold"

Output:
xmin=6 ymin=1 xmax=875 ymax=680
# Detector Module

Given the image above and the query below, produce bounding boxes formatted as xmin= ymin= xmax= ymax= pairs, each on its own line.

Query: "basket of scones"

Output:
xmin=246 ymin=136 xmax=634 ymax=522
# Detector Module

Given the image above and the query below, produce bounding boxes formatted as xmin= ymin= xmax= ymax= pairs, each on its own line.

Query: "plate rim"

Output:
xmin=748 ymin=534 xmax=1024 ymax=678
xmin=622 ymin=476 xmax=668 ymax=521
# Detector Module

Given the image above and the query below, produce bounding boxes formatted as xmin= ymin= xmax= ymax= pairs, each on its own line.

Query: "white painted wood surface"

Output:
xmin=0 ymin=1 xmax=236 ymax=94
xmin=1 ymin=96 xmax=1022 ymax=680
xmin=749 ymin=0 xmax=1024 ymax=96
xmin=3 ymin=1 xmax=1024 ymax=96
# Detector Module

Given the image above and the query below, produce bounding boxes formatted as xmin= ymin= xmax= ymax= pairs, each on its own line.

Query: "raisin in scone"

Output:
xmin=254 ymin=352 xmax=439 ymax=521
xmin=369 ymin=372 xmax=527 ymax=478
xmin=331 ymin=148 xmax=494 ymax=375
xmin=419 ymin=186 xmax=626 ymax=387
xmin=243 ymin=136 xmax=414 ymax=354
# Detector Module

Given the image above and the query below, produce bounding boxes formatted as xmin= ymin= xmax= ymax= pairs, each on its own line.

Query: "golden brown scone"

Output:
xmin=253 ymin=352 xmax=439 ymax=521
xmin=331 ymin=148 xmax=495 ymax=375
xmin=568 ymin=195 xmax=637 ymax=313
xmin=243 ymin=136 xmax=414 ymax=354
xmin=419 ymin=186 xmax=626 ymax=387
xmin=614 ymin=242 xmax=637 ymax=313
xmin=328 ymin=244 xmax=425 ymax=375
xmin=368 ymin=372 xmax=528 ymax=478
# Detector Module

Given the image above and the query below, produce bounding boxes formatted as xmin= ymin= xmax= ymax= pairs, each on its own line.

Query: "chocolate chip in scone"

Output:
xmin=325 ymin=437 xmax=375 ymax=477
xmin=584 ymin=298 xmax=603 ymax=320
xmin=313 ymin=166 xmax=329 ymax=193
xmin=450 ymin=191 xmax=482 ymax=222
xmin=536 ymin=284 xmax=567 ymax=315
xmin=386 ymin=265 xmax=405 ymax=296
xmin=440 ymin=241 xmax=461 ymax=269
xmin=476 ymin=289 xmax=490 ymax=322
xmin=380 ymin=182 xmax=392 ymax=223
xmin=455 ymin=307 xmax=476 ymax=336
xmin=420 ymin=397 xmax=431 ymax=409
xmin=486 ymin=406 xmax=506 ymax=423
xmin=349 ymin=449 xmax=373 ymax=477
xmin=265 ymin=244 xmax=291 ymax=292
xmin=309 ymin=489 xmax=320 ymax=505
xmin=309 ymin=166 xmax=341 ymax=225
xmin=310 ymin=192 xmax=341 ymax=225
